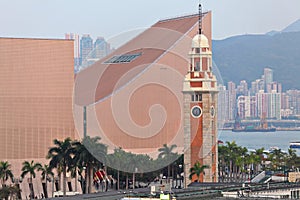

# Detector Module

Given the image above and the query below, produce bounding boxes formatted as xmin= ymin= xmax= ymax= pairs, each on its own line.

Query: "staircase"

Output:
xmin=251 ymin=171 xmax=266 ymax=183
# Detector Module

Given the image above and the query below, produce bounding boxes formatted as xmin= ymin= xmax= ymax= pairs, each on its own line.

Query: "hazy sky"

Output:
xmin=1 ymin=0 xmax=300 ymax=40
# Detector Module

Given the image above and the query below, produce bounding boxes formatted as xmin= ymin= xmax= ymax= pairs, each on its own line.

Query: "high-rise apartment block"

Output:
xmin=93 ymin=37 xmax=111 ymax=59
xmin=218 ymin=85 xmax=229 ymax=125
xmin=228 ymin=81 xmax=236 ymax=120
xmin=250 ymin=79 xmax=264 ymax=95
xmin=264 ymin=68 xmax=273 ymax=93
xmin=80 ymin=34 xmax=93 ymax=65
xmin=286 ymin=90 xmax=300 ymax=115
xmin=256 ymin=90 xmax=281 ymax=119
xmin=237 ymin=80 xmax=248 ymax=96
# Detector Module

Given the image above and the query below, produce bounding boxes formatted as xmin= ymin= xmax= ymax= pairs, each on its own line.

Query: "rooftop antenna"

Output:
xmin=198 ymin=3 xmax=202 ymax=34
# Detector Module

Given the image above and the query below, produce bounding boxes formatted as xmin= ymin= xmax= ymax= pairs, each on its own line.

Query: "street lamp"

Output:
xmin=178 ymin=164 xmax=182 ymax=189
xmin=247 ymin=168 xmax=251 ymax=184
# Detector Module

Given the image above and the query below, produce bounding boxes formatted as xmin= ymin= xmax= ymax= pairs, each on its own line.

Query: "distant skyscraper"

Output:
xmin=270 ymin=82 xmax=282 ymax=93
xmin=257 ymin=90 xmax=281 ymax=119
xmin=237 ymin=95 xmax=253 ymax=119
xmin=256 ymin=90 xmax=268 ymax=119
xmin=80 ymin=34 xmax=93 ymax=65
xmin=281 ymin=93 xmax=290 ymax=109
xmin=278 ymin=83 xmax=282 ymax=93
xmin=237 ymin=95 xmax=257 ymax=119
xmin=218 ymin=85 xmax=229 ymax=124
xmin=251 ymin=79 xmax=264 ymax=95
xmin=250 ymin=96 xmax=257 ymax=118
xmin=237 ymin=80 xmax=248 ymax=96
xmin=264 ymin=68 xmax=273 ymax=92
xmin=286 ymin=90 xmax=300 ymax=115
xmin=270 ymin=91 xmax=281 ymax=119
xmin=93 ymin=37 xmax=111 ymax=59
xmin=228 ymin=81 xmax=236 ymax=120
xmin=65 ymin=33 xmax=80 ymax=67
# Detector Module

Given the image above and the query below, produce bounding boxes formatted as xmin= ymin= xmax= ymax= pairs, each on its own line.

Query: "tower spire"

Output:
xmin=198 ymin=3 xmax=202 ymax=34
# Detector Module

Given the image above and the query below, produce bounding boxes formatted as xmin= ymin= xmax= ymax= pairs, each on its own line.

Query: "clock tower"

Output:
xmin=183 ymin=4 xmax=218 ymax=186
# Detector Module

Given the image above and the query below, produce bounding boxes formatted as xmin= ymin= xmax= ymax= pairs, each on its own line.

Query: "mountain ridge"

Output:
xmin=212 ymin=19 xmax=300 ymax=91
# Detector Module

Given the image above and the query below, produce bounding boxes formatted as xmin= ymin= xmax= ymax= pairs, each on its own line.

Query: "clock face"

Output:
xmin=191 ymin=106 xmax=202 ymax=118
xmin=210 ymin=106 xmax=215 ymax=117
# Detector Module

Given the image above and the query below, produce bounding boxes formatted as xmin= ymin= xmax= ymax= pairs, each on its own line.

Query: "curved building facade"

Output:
xmin=74 ymin=12 xmax=214 ymax=176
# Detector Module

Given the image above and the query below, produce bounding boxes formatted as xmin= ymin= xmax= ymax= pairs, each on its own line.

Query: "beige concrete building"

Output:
xmin=0 ymin=37 xmax=75 ymax=198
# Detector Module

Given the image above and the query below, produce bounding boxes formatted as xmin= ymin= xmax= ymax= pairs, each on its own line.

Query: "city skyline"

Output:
xmin=218 ymin=67 xmax=300 ymax=123
xmin=1 ymin=0 xmax=300 ymax=40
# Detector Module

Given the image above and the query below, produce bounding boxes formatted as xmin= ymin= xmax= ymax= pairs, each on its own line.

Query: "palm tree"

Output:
xmin=73 ymin=136 xmax=106 ymax=193
xmin=268 ymin=149 xmax=287 ymax=171
xmin=158 ymin=144 xmax=177 ymax=181
xmin=287 ymin=148 xmax=297 ymax=169
xmin=252 ymin=148 xmax=265 ymax=174
xmin=47 ymin=138 xmax=75 ymax=197
xmin=218 ymin=144 xmax=229 ymax=182
xmin=21 ymin=160 xmax=42 ymax=199
xmin=37 ymin=164 xmax=54 ymax=198
xmin=0 ymin=185 xmax=21 ymax=200
xmin=107 ymin=148 xmax=127 ymax=191
xmin=189 ymin=161 xmax=209 ymax=182
xmin=225 ymin=141 xmax=239 ymax=182
xmin=218 ymin=141 xmax=251 ymax=182
xmin=0 ymin=161 xmax=14 ymax=187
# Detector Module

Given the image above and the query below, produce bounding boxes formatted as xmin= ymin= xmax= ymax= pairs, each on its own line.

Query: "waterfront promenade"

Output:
xmin=49 ymin=182 xmax=300 ymax=199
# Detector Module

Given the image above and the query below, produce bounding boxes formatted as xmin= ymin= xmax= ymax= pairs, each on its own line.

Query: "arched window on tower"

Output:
xmin=195 ymin=62 xmax=200 ymax=71
xmin=191 ymin=92 xmax=202 ymax=102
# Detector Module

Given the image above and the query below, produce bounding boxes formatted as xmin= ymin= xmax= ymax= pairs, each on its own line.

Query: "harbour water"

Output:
xmin=218 ymin=130 xmax=300 ymax=153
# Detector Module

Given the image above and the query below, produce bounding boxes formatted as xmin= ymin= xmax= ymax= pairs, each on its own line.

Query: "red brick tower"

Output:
xmin=183 ymin=4 xmax=218 ymax=186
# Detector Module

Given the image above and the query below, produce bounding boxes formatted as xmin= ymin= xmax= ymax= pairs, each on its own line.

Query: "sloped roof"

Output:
xmin=73 ymin=12 xmax=212 ymax=159
xmin=74 ymin=13 xmax=211 ymax=106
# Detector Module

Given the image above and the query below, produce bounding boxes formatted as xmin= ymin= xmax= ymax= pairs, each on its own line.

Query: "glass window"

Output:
xmin=192 ymin=92 xmax=202 ymax=102
xmin=195 ymin=62 xmax=200 ymax=71
xmin=105 ymin=52 xmax=142 ymax=64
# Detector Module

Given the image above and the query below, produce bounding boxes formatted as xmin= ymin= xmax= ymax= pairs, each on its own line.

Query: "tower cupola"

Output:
xmin=192 ymin=34 xmax=209 ymax=49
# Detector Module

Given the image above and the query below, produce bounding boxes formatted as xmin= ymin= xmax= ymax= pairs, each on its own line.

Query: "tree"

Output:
xmin=268 ymin=149 xmax=287 ymax=171
xmin=21 ymin=160 xmax=42 ymax=199
xmin=73 ymin=136 xmax=106 ymax=193
xmin=158 ymin=144 xmax=178 ymax=181
xmin=189 ymin=161 xmax=209 ymax=182
xmin=37 ymin=164 xmax=54 ymax=198
xmin=218 ymin=141 xmax=251 ymax=182
xmin=0 ymin=161 xmax=14 ymax=187
xmin=287 ymin=148 xmax=297 ymax=169
xmin=225 ymin=141 xmax=239 ymax=182
xmin=218 ymin=144 xmax=229 ymax=182
xmin=47 ymin=138 xmax=75 ymax=196
xmin=107 ymin=148 xmax=128 ymax=190
xmin=0 ymin=185 xmax=21 ymax=200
